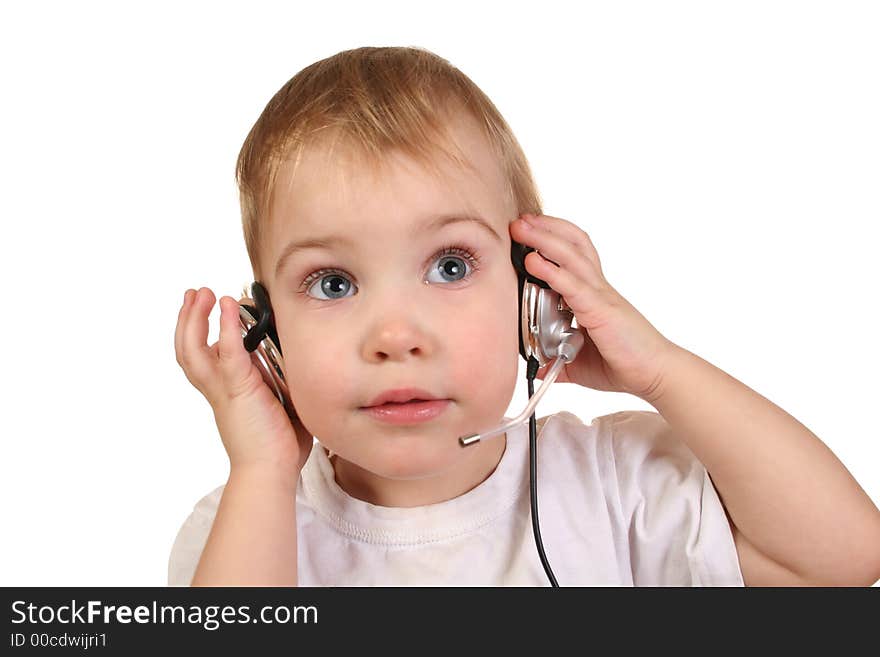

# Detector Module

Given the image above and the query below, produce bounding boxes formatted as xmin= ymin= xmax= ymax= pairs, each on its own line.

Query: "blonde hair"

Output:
xmin=235 ymin=46 xmax=543 ymax=282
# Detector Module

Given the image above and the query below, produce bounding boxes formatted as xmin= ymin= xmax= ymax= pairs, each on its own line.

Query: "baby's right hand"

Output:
xmin=174 ymin=287 xmax=313 ymax=481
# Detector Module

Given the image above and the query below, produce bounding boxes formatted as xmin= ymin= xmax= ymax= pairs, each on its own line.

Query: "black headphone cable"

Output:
xmin=526 ymin=356 xmax=559 ymax=587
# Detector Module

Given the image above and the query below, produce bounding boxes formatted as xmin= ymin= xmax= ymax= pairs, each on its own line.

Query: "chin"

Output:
xmin=364 ymin=435 xmax=463 ymax=480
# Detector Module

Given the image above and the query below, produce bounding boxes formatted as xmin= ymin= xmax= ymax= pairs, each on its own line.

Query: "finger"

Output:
xmin=181 ymin=287 xmax=218 ymax=385
xmin=217 ymin=295 xmax=254 ymax=385
xmin=511 ymin=218 xmax=601 ymax=286
xmin=174 ymin=289 xmax=194 ymax=366
xmin=519 ymin=214 xmax=603 ymax=271
xmin=522 ymin=249 xmax=606 ymax=322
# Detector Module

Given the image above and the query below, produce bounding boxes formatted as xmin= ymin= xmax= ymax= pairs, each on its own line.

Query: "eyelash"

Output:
xmin=298 ymin=243 xmax=482 ymax=300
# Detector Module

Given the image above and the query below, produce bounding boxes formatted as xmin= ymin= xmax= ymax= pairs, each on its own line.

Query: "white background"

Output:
xmin=1 ymin=1 xmax=877 ymax=586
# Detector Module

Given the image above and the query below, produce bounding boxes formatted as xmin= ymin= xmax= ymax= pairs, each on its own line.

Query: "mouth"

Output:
xmin=361 ymin=387 xmax=447 ymax=408
xmin=359 ymin=399 xmax=451 ymax=425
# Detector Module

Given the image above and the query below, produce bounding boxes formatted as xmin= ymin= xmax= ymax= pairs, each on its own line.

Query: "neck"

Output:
xmin=326 ymin=434 xmax=507 ymax=507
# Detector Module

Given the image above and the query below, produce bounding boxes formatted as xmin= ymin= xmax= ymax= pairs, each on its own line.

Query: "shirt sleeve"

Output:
xmin=166 ymin=485 xmax=225 ymax=586
xmin=607 ymin=410 xmax=744 ymax=586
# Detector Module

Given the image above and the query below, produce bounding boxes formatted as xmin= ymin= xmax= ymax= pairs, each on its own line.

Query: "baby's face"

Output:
xmin=262 ymin=113 xmax=520 ymax=486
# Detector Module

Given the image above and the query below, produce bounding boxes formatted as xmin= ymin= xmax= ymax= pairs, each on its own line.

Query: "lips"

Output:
xmin=362 ymin=387 xmax=446 ymax=408
xmin=360 ymin=399 xmax=451 ymax=425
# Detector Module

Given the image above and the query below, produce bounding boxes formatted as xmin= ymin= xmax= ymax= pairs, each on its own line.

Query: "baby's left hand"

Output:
xmin=510 ymin=213 xmax=678 ymax=403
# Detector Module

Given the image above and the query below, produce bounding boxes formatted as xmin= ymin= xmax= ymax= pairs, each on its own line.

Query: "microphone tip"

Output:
xmin=459 ymin=434 xmax=481 ymax=447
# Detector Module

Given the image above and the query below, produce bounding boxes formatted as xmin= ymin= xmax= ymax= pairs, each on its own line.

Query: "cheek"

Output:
xmin=277 ymin=325 xmax=352 ymax=426
xmin=447 ymin=291 xmax=520 ymax=405
xmin=281 ymin=348 xmax=356 ymax=452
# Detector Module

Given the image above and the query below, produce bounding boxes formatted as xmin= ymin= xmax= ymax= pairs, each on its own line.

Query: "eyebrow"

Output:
xmin=274 ymin=213 xmax=503 ymax=278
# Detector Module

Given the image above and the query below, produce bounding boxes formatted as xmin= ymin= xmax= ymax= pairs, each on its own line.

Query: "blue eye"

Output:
xmin=299 ymin=244 xmax=482 ymax=302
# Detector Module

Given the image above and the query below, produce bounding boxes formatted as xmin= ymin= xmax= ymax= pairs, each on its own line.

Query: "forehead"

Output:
xmin=265 ymin=112 xmax=511 ymax=262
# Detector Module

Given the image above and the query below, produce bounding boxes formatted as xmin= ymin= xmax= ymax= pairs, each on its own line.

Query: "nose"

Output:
xmin=363 ymin=319 xmax=433 ymax=363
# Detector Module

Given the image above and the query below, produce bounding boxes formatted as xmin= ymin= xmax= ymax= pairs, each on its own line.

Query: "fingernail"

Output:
xmin=519 ymin=217 xmax=533 ymax=230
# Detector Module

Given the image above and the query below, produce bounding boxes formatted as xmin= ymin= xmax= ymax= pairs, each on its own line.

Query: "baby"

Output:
xmin=170 ymin=46 xmax=880 ymax=587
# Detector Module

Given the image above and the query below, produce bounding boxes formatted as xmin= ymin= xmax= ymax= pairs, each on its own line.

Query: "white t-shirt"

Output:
xmin=167 ymin=410 xmax=744 ymax=586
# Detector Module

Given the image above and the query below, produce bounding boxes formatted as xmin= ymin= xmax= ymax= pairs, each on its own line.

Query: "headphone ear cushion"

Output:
xmin=516 ymin=263 xmax=528 ymax=363
xmin=243 ymin=283 xmax=283 ymax=357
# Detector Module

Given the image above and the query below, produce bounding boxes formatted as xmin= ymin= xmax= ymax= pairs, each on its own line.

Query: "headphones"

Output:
xmin=237 ymin=236 xmax=584 ymax=586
